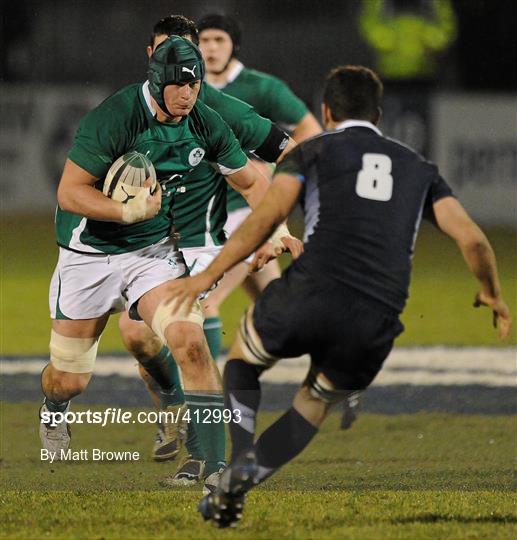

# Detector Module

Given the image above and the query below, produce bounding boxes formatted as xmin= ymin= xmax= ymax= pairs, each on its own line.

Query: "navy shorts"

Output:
xmin=252 ymin=266 xmax=404 ymax=391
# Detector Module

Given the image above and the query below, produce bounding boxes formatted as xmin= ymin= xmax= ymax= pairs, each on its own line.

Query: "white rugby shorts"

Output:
xmin=182 ymin=245 xmax=223 ymax=299
xmin=182 ymin=245 xmax=222 ymax=277
xmin=49 ymin=237 xmax=187 ymax=320
xmin=224 ymin=207 xmax=254 ymax=264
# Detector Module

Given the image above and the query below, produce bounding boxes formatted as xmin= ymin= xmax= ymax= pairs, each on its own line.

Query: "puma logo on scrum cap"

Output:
xmin=182 ymin=65 xmax=197 ymax=77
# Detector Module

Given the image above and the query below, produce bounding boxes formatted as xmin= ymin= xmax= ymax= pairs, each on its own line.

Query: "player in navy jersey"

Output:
xmin=165 ymin=65 xmax=512 ymax=527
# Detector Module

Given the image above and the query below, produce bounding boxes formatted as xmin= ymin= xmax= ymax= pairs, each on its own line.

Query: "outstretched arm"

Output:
xmin=164 ymin=174 xmax=303 ymax=306
xmin=226 ymin=162 xmax=303 ymax=265
xmin=432 ymin=196 xmax=512 ymax=339
xmin=217 ymin=173 xmax=301 ymax=275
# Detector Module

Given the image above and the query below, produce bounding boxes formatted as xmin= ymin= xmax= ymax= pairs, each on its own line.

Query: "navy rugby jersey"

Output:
xmin=275 ymin=120 xmax=453 ymax=313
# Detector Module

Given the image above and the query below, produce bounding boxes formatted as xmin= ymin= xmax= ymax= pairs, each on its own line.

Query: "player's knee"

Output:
xmin=47 ymin=368 xmax=91 ymax=398
xmin=151 ymin=298 xmax=204 ymax=344
xmin=176 ymin=336 xmax=210 ymax=373
xmin=303 ymin=368 xmax=356 ymax=405
xmin=122 ymin=325 xmax=162 ymax=361
xmin=119 ymin=314 xmax=161 ymax=361
xmin=49 ymin=330 xmax=98 ymax=375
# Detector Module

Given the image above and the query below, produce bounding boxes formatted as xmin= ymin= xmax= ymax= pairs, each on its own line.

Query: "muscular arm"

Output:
xmin=433 ymin=196 xmax=512 ymax=339
xmin=57 ymin=159 xmax=124 ymax=222
xmin=57 ymin=159 xmax=161 ymax=224
xmin=204 ymin=173 xmax=302 ymax=282
xmin=225 ymin=160 xmax=271 ymax=210
xmin=291 ymin=112 xmax=322 ymax=143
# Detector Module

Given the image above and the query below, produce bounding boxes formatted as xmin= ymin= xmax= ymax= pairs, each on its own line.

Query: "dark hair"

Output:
xmin=197 ymin=13 xmax=241 ymax=55
xmin=150 ymin=15 xmax=199 ymax=47
xmin=323 ymin=66 xmax=383 ymax=123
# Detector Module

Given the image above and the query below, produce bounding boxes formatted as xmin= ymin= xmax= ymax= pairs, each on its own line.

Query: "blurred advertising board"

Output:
xmin=431 ymin=94 xmax=517 ymax=226
xmin=0 ymin=85 xmax=109 ymax=213
xmin=1 ymin=86 xmax=515 ymax=226
xmin=381 ymin=89 xmax=431 ymax=157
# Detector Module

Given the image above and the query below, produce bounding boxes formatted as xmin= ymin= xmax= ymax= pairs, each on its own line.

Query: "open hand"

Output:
xmin=279 ymin=234 xmax=303 ymax=259
xmin=473 ymin=291 xmax=512 ymax=340
xmin=249 ymin=242 xmax=277 ymax=272
xmin=249 ymin=234 xmax=304 ymax=272
xmin=163 ymin=272 xmax=215 ymax=314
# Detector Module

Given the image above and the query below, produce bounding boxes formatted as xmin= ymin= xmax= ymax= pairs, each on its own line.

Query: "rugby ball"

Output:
xmin=102 ymin=151 xmax=157 ymax=203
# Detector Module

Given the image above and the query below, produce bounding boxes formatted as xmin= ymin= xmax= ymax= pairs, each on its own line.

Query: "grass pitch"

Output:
xmin=1 ymin=214 xmax=516 ymax=355
xmin=1 ymin=403 xmax=515 ymax=539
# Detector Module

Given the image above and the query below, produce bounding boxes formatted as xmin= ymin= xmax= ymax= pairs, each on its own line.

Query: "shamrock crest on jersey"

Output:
xmin=189 ymin=147 xmax=206 ymax=166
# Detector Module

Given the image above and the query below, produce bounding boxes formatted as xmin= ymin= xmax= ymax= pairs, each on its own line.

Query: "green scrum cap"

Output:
xmin=148 ymin=35 xmax=205 ymax=114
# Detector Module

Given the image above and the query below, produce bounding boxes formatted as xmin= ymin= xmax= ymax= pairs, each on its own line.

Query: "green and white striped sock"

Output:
xmin=184 ymin=391 xmax=226 ymax=475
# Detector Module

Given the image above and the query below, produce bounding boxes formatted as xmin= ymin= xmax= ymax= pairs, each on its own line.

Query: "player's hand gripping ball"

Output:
xmin=103 ymin=151 xmax=157 ymax=203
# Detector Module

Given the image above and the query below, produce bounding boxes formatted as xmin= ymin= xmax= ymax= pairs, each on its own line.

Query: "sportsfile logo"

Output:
xmin=40 ymin=407 xmax=242 ymax=428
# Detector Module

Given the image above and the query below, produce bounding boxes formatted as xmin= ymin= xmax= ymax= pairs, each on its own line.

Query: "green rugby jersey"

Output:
xmin=172 ymin=82 xmax=273 ymax=248
xmin=57 ymin=82 xmax=247 ymax=254
xmin=212 ymin=62 xmax=309 ymax=212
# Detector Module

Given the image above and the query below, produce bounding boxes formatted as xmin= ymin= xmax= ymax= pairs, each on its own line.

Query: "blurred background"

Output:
xmin=1 ymin=0 xmax=515 ymax=356
xmin=1 ymin=0 xmax=516 ymax=220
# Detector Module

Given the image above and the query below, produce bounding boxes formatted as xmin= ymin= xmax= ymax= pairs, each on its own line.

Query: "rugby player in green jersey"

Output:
xmin=196 ymin=13 xmax=322 ymax=372
xmin=39 ymin=35 xmax=300 ymax=493
xmin=116 ymin=15 xmax=302 ymax=490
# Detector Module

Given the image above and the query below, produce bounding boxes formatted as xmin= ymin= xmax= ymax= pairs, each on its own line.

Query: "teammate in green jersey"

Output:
xmin=115 ymin=15 xmax=302 ymax=490
xmin=196 ymin=12 xmax=322 ymax=363
xmin=39 ymin=36 xmax=297 ymax=492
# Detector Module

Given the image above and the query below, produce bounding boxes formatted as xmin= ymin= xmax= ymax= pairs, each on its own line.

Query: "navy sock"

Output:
xmin=223 ymin=359 xmax=264 ymax=462
xmin=253 ymin=407 xmax=318 ymax=483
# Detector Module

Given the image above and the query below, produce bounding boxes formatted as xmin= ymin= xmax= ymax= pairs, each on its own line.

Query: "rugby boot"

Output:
xmin=202 ymin=465 xmax=227 ymax=496
xmin=152 ymin=404 xmax=188 ymax=461
xmin=340 ymin=391 xmax=361 ymax=430
xmin=198 ymin=450 xmax=259 ymax=528
xmin=159 ymin=455 xmax=205 ymax=487
xmin=39 ymin=401 xmax=71 ymax=457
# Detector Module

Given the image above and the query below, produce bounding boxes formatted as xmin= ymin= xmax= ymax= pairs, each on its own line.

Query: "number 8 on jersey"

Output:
xmin=356 ymin=153 xmax=393 ymax=202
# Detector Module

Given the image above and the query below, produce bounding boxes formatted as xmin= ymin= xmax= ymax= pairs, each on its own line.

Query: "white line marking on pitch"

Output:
xmin=2 ymin=347 xmax=515 ymax=387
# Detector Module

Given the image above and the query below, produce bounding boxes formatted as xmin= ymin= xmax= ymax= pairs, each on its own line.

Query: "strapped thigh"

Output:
xmin=236 ymin=306 xmax=279 ymax=368
xmin=49 ymin=330 xmax=99 ymax=374
xmin=151 ymin=297 xmax=204 ymax=343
